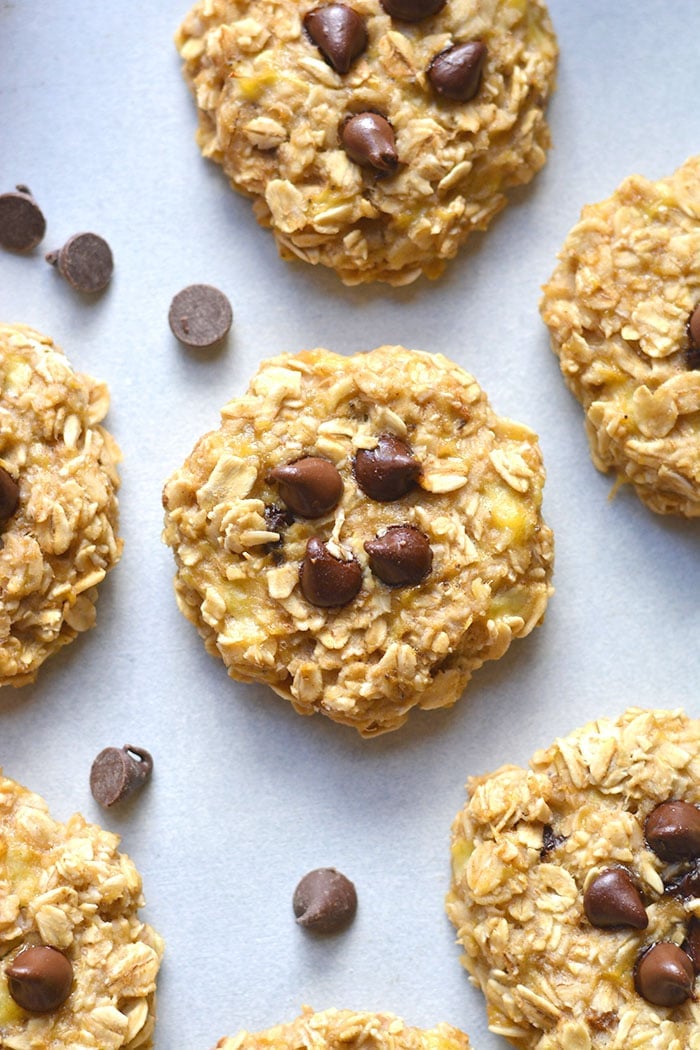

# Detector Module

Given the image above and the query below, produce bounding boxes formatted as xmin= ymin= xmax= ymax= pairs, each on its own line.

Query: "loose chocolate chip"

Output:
xmin=90 ymin=745 xmax=153 ymax=807
xmin=689 ymin=304 xmax=700 ymax=348
xmin=664 ymin=862 xmax=700 ymax=900
xmin=299 ymin=537 xmax=362 ymax=607
xmin=645 ymin=800 xmax=700 ymax=861
xmin=46 ymin=232 xmax=113 ymax=293
xmin=539 ymin=824 xmax=566 ymax=859
xmin=364 ymin=524 xmax=432 ymax=586
xmin=293 ymin=867 xmax=357 ymax=933
xmin=5 ymin=946 xmax=73 ymax=1013
xmin=268 ymin=457 xmax=343 ymax=518
xmin=304 ymin=4 xmax=368 ymax=74
xmin=634 ymin=942 xmax=695 ymax=1006
xmin=340 ymin=113 xmax=398 ymax=173
xmin=427 ymin=41 xmax=487 ymax=102
xmin=0 ymin=186 xmax=46 ymax=252
xmin=379 ymin=0 xmax=445 ymax=21
xmin=168 ymin=284 xmax=233 ymax=348
xmin=685 ymin=917 xmax=700 ymax=972
xmin=583 ymin=868 xmax=648 ymax=930
xmin=0 ymin=466 xmax=19 ymax=527
xmin=354 ymin=433 xmax=420 ymax=501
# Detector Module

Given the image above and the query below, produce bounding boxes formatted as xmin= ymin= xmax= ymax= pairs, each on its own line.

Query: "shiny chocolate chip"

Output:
xmin=5 ymin=946 xmax=73 ymax=1013
xmin=0 ymin=186 xmax=46 ymax=252
xmin=293 ymin=867 xmax=357 ymax=933
xmin=583 ymin=868 xmax=648 ymax=930
xmin=364 ymin=525 xmax=432 ymax=586
xmin=634 ymin=942 xmax=695 ymax=1006
xmin=689 ymin=304 xmax=700 ymax=348
xmin=268 ymin=457 xmax=343 ymax=518
xmin=354 ymin=433 xmax=420 ymax=501
xmin=645 ymin=800 xmax=700 ymax=861
xmin=90 ymin=745 xmax=153 ymax=807
xmin=685 ymin=917 xmax=700 ymax=973
xmin=46 ymin=232 xmax=113 ymax=293
xmin=304 ymin=4 xmax=368 ymax=73
xmin=427 ymin=41 xmax=487 ymax=101
xmin=299 ymin=537 xmax=362 ymax=607
xmin=0 ymin=466 xmax=19 ymax=527
xmin=380 ymin=0 xmax=445 ymax=21
xmin=340 ymin=113 xmax=398 ymax=173
xmin=539 ymin=824 xmax=566 ymax=859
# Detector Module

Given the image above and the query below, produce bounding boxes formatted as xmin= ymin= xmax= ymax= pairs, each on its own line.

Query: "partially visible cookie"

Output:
xmin=176 ymin=0 xmax=558 ymax=285
xmin=447 ymin=708 xmax=700 ymax=1049
xmin=163 ymin=345 xmax=553 ymax=736
xmin=212 ymin=1006 xmax=472 ymax=1050
xmin=540 ymin=155 xmax=700 ymax=517
xmin=0 ymin=324 xmax=122 ymax=686
xmin=0 ymin=770 xmax=163 ymax=1048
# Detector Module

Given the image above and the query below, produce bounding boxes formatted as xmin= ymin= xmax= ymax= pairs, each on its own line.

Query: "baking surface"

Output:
xmin=1 ymin=2 xmax=699 ymax=1047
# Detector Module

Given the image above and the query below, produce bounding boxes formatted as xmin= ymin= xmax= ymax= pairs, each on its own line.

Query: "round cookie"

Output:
xmin=211 ymin=1006 xmax=473 ymax=1050
xmin=447 ymin=707 xmax=700 ymax=1049
xmin=0 ymin=324 xmax=122 ymax=686
xmin=162 ymin=345 xmax=553 ymax=736
xmin=175 ymin=0 xmax=558 ymax=286
xmin=0 ymin=769 xmax=163 ymax=1047
xmin=540 ymin=154 xmax=700 ymax=517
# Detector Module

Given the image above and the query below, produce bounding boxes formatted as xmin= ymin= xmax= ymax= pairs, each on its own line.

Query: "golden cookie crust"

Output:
xmin=162 ymin=345 xmax=553 ymax=736
xmin=175 ymin=0 xmax=557 ymax=285
xmin=447 ymin=708 xmax=700 ymax=1049
xmin=540 ymin=155 xmax=700 ymax=517
xmin=0 ymin=324 xmax=122 ymax=686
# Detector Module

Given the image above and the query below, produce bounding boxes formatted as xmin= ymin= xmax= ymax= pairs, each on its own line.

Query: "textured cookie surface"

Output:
xmin=0 ymin=324 xmax=122 ymax=686
xmin=0 ymin=770 xmax=163 ymax=1048
xmin=176 ymin=0 xmax=557 ymax=285
xmin=540 ymin=155 xmax=700 ymax=516
xmin=212 ymin=1006 xmax=472 ymax=1050
xmin=162 ymin=345 xmax=553 ymax=736
xmin=447 ymin=708 xmax=700 ymax=1049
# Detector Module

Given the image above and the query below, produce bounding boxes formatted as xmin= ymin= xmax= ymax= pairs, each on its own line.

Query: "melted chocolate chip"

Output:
xmin=89 ymin=745 xmax=153 ymax=807
xmin=379 ymin=0 xmax=445 ymax=21
xmin=299 ymin=537 xmax=362 ymax=607
xmin=685 ymin=347 xmax=700 ymax=370
xmin=645 ymin=800 xmax=700 ymax=861
xmin=689 ymin=304 xmax=700 ymax=348
xmin=539 ymin=824 xmax=566 ymax=859
xmin=268 ymin=457 xmax=343 ymax=518
xmin=304 ymin=4 xmax=368 ymax=73
xmin=364 ymin=525 xmax=432 ymax=586
xmin=354 ymin=433 xmax=420 ymax=501
xmin=293 ymin=868 xmax=357 ymax=933
xmin=427 ymin=41 xmax=487 ymax=102
xmin=0 ymin=466 xmax=20 ymax=527
xmin=583 ymin=868 xmax=648 ymax=930
xmin=340 ymin=113 xmax=398 ymax=173
xmin=664 ymin=862 xmax=700 ymax=900
xmin=46 ymin=232 xmax=113 ymax=293
xmin=685 ymin=917 xmax=700 ymax=972
xmin=634 ymin=942 xmax=695 ymax=1006
xmin=168 ymin=284 xmax=233 ymax=348
xmin=0 ymin=186 xmax=46 ymax=252
xmin=264 ymin=503 xmax=294 ymax=538
xmin=5 ymin=947 xmax=73 ymax=1013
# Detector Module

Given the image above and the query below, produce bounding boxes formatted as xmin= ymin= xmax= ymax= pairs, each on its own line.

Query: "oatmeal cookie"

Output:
xmin=211 ymin=1006 xmax=472 ymax=1050
xmin=175 ymin=0 xmax=558 ymax=286
xmin=0 ymin=769 xmax=163 ymax=1048
xmin=447 ymin=707 xmax=700 ymax=1049
xmin=0 ymin=324 xmax=122 ymax=686
xmin=162 ymin=345 xmax=553 ymax=736
xmin=540 ymin=155 xmax=700 ymax=517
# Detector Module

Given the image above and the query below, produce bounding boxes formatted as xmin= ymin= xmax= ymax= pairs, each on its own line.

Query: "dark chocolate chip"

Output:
xmin=379 ymin=0 xmax=445 ymax=20
xmin=340 ymin=113 xmax=398 ymax=173
xmin=634 ymin=942 xmax=695 ymax=1006
xmin=5 ymin=946 xmax=73 ymax=1013
xmin=299 ymin=537 xmax=362 ymax=607
xmin=364 ymin=524 xmax=432 ymax=586
xmin=688 ymin=304 xmax=700 ymax=348
xmin=268 ymin=457 xmax=343 ymax=518
xmin=304 ymin=4 xmax=368 ymax=73
xmin=645 ymin=800 xmax=700 ymax=861
xmin=168 ymin=284 xmax=232 ymax=348
xmin=293 ymin=867 xmax=357 ymax=933
xmin=46 ymin=232 xmax=113 ymax=293
xmin=685 ymin=917 xmax=700 ymax=973
xmin=0 ymin=466 xmax=20 ymax=527
xmin=540 ymin=824 xmax=565 ymax=859
xmin=427 ymin=41 xmax=487 ymax=102
xmin=354 ymin=433 xmax=420 ymax=501
xmin=89 ymin=745 xmax=153 ymax=807
xmin=583 ymin=868 xmax=648 ymax=929
xmin=664 ymin=862 xmax=700 ymax=900
xmin=264 ymin=503 xmax=294 ymax=538
xmin=685 ymin=347 xmax=700 ymax=371
xmin=0 ymin=186 xmax=46 ymax=252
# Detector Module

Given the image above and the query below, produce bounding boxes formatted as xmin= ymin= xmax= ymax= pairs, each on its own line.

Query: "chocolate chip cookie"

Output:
xmin=175 ymin=0 xmax=558 ymax=285
xmin=447 ymin=708 xmax=700 ymax=1048
xmin=540 ymin=154 xmax=700 ymax=517
xmin=0 ymin=324 xmax=122 ymax=686
xmin=162 ymin=345 xmax=553 ymax=735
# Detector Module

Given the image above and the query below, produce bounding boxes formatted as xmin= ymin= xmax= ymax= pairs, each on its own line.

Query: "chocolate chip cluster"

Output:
xmin=267 ymin=433 xmax=433 ymax=608
xmin=302 ymin=1 xmax=488 ymax=173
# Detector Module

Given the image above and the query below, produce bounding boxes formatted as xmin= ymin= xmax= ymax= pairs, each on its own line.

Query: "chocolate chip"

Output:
xmin=89 ymin=745 xmax=153 ymax=807
xmin=264 ymin=503 xmax=294 ymax=538
xmin=46 ymin=232 xmax=113 ymax=293
xmin=168 ymin=284 xmax=233 ymax=348
xmin=664 ymin=862 xmax=700 ymax=900
xmin=685 ymin=917 xmax=700 ymax=972
xmin=299 ymin=537 xmax=362 ymax=607
xmin=0 ymin=186 xmax=46 ymax=252
xmin=293 ymin=868 xmax=357 ymax=933
xmin=364 ymin=524 xmax=432 ymax=586
xmin=583 ymin=868 xmax=648 ymax=930
xmin=379 ymin=0 xmax=445 ymax=21
xmin=0 ymin=466 xmax=19 ymax=528
xmin=645 ymin=800 xmax=700 ymax=861
xmin=5 ymin=947 xmax=73 ymax=1013
xmin=634 ymin=942 xmax=695 ymax=1006
xmin=539 ymin=824 xmax=566 ymax=859
xmin=685 ymin=347 xmax=700 ymax=370
xmin=689 ymin=304 xmax=700 ymax=348
xmin=427 ymin=41 xmax=487 ymax=102
xmin=304 ymin=4 xmax=368 ymax=73
xmin=268 ymin=457 xmax=343 ymax=518
xmin=340 ymin=113 xmax=398 ymax=173
xmin=354 ymin=433 xmax=420 ymax=501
